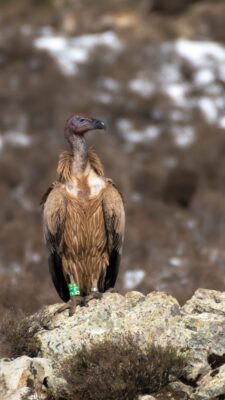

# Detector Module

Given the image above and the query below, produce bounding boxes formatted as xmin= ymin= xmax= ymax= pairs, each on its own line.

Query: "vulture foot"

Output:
xmin=104 ymin=288 xmax=118 ymax=294
xmin=85 ymin=291 xmax=103 ymax=305
xmin=55 ymin=296 xmax=85 ymax=316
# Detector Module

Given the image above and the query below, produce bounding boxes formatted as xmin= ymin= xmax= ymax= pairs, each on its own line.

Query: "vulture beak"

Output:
xmin=91 ymin=118 xmax=106 ymax=131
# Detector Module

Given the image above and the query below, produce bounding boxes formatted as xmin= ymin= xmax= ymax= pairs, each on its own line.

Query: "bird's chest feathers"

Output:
xmin=87 ymin=171 xmax=106 ymax=197
xmin=65 ymin=171 xmax=105 ymax=201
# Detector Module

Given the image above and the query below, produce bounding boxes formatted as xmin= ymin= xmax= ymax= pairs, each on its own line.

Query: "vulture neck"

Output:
xmin=70 ymin=134 xmax=88 ymax=176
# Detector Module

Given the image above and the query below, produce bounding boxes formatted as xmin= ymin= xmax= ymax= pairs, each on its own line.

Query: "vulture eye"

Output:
xmin=80 ymin=118 xmax=85 ymax=123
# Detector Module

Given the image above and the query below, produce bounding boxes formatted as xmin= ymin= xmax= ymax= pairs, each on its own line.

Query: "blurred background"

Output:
xmin=1 ymin=0 xmax=225 ymax=317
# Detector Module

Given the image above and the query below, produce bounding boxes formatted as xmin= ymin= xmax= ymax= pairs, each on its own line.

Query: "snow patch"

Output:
xmin=159 ymin=39 xmax=225 ymax=132
xmin=169 ymin=257 xmax=185 ymax=268
xmin=0 ymin=131 xmax=31 ymax=149
xmin=117 ymin=119 xmax=160 ymax=144
xmin=98 ymin=77 xmax=120 ymax=92
xmin=10 ymin=262 xmax=22 ymax=274
xmin=175 ymin=39 xmax=225 ymax=68
xmin=194 ymin=69 xmax=215 ymax=86
xmin=165 ymin=83 xmax=188 ymax=106
xmin=34 ymin=31 xmax=123 ymax=75
xmin=219 ymin=116 xmax=225 ymax=129
xmin=186 ymin=219 xmax=197 ymax=230
xmin=129 ymin=78 xmax=155 ymax=97
xmin=122 ymin=38 xmax=225 ymax=143
xmin=0 ymin=262 xmax=22 ymax=275
xmin=116 ymin=118 xmax=132 ymax=132
xmin=96 ymin=93 xmax=113 ymax=104
xmin=144 ymin=126 xmax=161 ymax=140
xmin=198 ymin=97 xmax=218 ymax=123
xmin=121 ymin=127 xmax=160 ymax=143
xmin=124 ymin=270 xmax=146 ymax=290
xmin=26 ymin=251 xmax=41 ymax=264
xmin=172 ymin=126 xmax=195 ymax=148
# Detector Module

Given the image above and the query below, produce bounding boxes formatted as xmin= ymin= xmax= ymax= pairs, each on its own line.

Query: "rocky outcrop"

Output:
xmin=0 ymin=356 xmax=52 ymax=400
xmin=2 ymin=289 xmax=225 ymax=399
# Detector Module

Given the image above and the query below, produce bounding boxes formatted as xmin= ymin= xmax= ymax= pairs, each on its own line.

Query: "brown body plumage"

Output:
xmin=42 ymin=115 xmax=125 ymax=314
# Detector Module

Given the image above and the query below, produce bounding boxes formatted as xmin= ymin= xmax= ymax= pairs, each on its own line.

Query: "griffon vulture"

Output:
xmin=41 ymin=115 xmax=125 ymax=315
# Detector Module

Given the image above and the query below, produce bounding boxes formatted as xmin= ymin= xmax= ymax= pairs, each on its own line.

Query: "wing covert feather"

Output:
xmin=42 ymin=184 xmax=67 ymax=252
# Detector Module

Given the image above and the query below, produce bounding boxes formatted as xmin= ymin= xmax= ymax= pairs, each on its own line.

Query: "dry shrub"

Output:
xmin=0 ymin=309 xmax=42 ymax=358
xmin=54 ymin=336 xmax=186 ymax=400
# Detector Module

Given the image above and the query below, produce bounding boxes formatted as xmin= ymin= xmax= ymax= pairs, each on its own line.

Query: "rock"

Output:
xmin=169 ymin=380 xmax=193 ymax=397
xmin=2 ymin=289 xmax=225 ymax=399
xmin=183 ymin=288 xmax=225 ymax=316
xmin=191 ymin=364 xmax=225 ymax=399
xmin=32 ymin=290 xmax=225 ymax=382
xmin=34 ymin=291 xmax=181 ymax=359
xmin=138 ymin=395 xmax=156 ymax=400
xmin=0 ymin=356 xmax=52 ymax=400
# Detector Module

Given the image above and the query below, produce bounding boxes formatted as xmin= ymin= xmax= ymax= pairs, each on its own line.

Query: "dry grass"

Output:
xmin=53 ymin=335 xmax=186 ymax=400
xmin=0 ymin=308 xmax=42 ymax=358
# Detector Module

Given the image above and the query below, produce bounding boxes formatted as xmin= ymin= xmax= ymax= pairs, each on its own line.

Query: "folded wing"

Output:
xmin=102 ymin=180 xmax=125 ymax=291
xmin=42 ymin=184 xmax=69 ymax=302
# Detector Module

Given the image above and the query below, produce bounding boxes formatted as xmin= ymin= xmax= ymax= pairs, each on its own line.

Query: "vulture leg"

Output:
xmin=55 ymin=296 xmax=85 ymax=316
xmin=84 ymin=281 xmax=103 ymax=305
xmin=84 ymin=288 xmax=119 ymax=304
xmin=55 ymin=279 xmax=86 ymax=315
xmin=84 ymin=291 xmax=103 ymax=305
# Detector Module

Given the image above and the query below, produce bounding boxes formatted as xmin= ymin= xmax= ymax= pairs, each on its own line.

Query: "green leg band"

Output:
xmin=69 ymin=283 xmax=80 ymax=297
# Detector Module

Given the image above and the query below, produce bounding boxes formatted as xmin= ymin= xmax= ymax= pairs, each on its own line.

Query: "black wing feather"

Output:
xmin=104 ymin=249 xmax=121 ymax=291
xmin=48 ymin=252 xmax=70 ymax=302
xmin=102 ymin=180 xmax=125 ymax=291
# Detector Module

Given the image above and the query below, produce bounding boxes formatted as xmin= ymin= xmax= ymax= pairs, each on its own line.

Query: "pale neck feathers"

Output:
xmin=57 ymin=148 xmax=105 ymax=182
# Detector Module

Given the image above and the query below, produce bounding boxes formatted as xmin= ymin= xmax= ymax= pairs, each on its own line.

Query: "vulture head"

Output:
xmin=65 ymin=115 xmax=106 ymax=141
